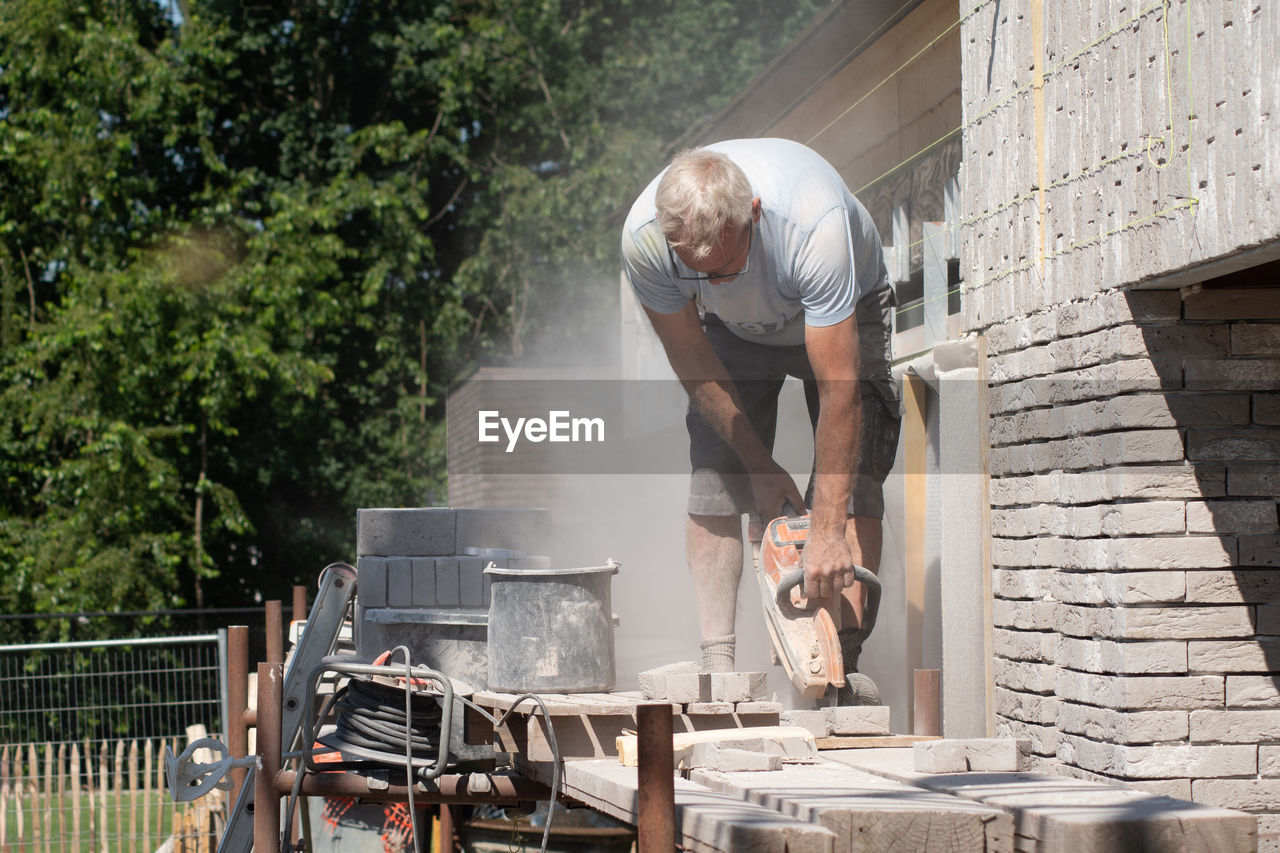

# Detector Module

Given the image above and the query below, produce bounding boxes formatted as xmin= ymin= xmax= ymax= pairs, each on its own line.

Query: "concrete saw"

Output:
xmin=752 ymin=513 xmax=882 ymax=699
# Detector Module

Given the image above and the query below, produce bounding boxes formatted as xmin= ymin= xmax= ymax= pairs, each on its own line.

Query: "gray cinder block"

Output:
xmin=411 ymin=557 xmax=436 ymax=606
xmin=454 ymin=507 xmax=551 ymax=554
xmin=460 ymin=557 xmax=492 ymax=607
xmin=710 ymin=671 xmax=768 ymax=703
xmin=357 ymin=508 xmax=456 ymax=557
xmin=914 ymin=739 xmax=968 ymax=773
xmin=667 ymin=672 xmax=712 ymax=704
xmin=913 ymin=738 xmax=1031 ymax=773
xmin=435 ymin=556 xmax=461 ymax=606
xmin=386 ymin=557 xmax=413 ymax=607
xmin=357 ymin=556 xmax=388 ymax=608
xmin=639 ymin=661 xmax=699 ymax=700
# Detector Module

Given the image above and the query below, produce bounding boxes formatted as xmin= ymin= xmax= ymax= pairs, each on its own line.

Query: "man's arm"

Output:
xmin=642 ymin=302 xmax=805 ymax=519
xmin=801 ymin=313 xmax=861 ymax=599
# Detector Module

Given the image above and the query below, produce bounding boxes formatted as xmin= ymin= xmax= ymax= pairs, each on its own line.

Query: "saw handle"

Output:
xmin=776 ymin=565 xmax=882 ymax=635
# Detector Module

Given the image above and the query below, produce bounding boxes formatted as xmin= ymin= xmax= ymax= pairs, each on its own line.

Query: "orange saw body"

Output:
xmin=754 ymin=514 xmax=845 ymax=698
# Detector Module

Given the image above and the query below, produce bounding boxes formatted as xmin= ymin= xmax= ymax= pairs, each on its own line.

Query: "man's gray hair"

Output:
xmin=655 ymin=148 xmax=753 ymax=262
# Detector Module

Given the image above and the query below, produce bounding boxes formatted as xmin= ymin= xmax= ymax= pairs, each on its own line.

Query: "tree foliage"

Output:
xmin=0 ymin=0 xmax=821 ymax=640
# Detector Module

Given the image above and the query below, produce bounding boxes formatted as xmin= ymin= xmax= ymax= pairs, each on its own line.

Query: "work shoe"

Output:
xmin=836 ymin=627 xmax=881 ymax=706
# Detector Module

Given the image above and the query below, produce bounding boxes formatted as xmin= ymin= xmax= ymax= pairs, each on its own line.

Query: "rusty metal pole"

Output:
xmin=265 ymin=600 xmax=284 ymax=665
xmin=438 ymin=804 xmax=458 ymax=853
xmin=292 ymin=585 xmax=308 ymax=624
xmin=636 ymin=703 xmax=675 ymax=853
xmin=227 ymin=625 xmax=250 ymax=808
xmin=255 ymin=662 xmax=283 ymax=852
xmin=914 ymin=668 xmax=941 ymax=736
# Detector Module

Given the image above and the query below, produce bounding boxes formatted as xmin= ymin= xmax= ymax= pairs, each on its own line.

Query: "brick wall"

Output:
xmin=985 ymin=278 xmax=1280 ymax=836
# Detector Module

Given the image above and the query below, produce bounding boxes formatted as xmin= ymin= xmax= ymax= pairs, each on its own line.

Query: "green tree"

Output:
xmin=0 ymin=0 xmax=822 ymax=640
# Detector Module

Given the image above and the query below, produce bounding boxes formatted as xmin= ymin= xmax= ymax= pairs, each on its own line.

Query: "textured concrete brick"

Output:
xmin=1055 ymin=669 xmax=1224 ymax=710
xmin=1189 ymin=639 xmax=1280 ymax=672
xmin=1229 ymin=464 xmax=1280 ymax=496
xmin=434 ymin=557 xmax=460 ymax=606
xmin=1241 ymin=534 xmax=1280 ymax=566
xmin=1055 ymin=637 xmax=1187 ymax=674
xmin=1050 ymin=570 xmax=1186 ymax=605
xmin=1233 ymin=323 xmax=1280 ymax=356
xmin=357 ymin=556 xmax=387 ymax=608
xmin=994 ymin=687 xmax=1060 ymax=725
xmin=1186 ymin=359 xmax=1280 ymax=392
xmin=1188 ymin=500 xmax=1279 ymax=534
xmin=681 ymin=743 xmax=782 ymax=772
xmin=1187 ymin=569 xmax=1280 ymax=603
xmin=410 ymin=557 xmax=436 ymax=606
xmin=357 ymin=507 xmax=456 ymax=557
xmin=995 ymin=718 xmax=1061 ymax=759
xmin=1189 ymin=428 xmax=1280 ymax=463
xmin=825 ymin=706 xmax=890 ymax=736
xmin=454 ymin=507 xmax=551 ymax=554
xmin=991 ymin=429 xmax=1186 ymax=476
xmin=1058 ymin=603 xmax=1253 ymax=640
xmin=993 ymin=536 xmax=1234 ymax=571
xmin=1060 ymin=734 xmax=1255 ymax=779
xmin=666 ymin=672 xmax=711 ymax=704
xmin=709 ymin=671 xmax=767 ymax=703
xmin=914 ymin=737 xmax=1030 ymax=772
xmin=685 ymin=701 xmax=733 ymax=714
xmin=779 ymin=710 xmax=831 ymax=738
xmin=1261 ymin=604 xmax=1280 ymax=634
xmin=1191 ymin=709 xmax=1280 ymax=743
xmin=639 ymin=661 xmax=698 ymax=700
xmin=1194 ymin=779 xmax=1280 ymax=811
xmin=913 ymin=738 xmax=966 ymax=772
xmin=993 ymin=628 xmax=1058 ymax=662
xmin=993 ymin=658 xmax=1056 ymax=694
xmin=1186 ymin=288 xmax=1280 ymax=320
xmin=1260 ymin=746 xmax=1280 ymax=777
xmin=386 ymin=557 xmax=413 ymax=607
xmin=1228 ymin=676 xmax=1280 ymax=708
xmin=1057 ymin=702 xmax=1188 ymax=744
xmin=992 ymin=599 xmax=1060 ymax=631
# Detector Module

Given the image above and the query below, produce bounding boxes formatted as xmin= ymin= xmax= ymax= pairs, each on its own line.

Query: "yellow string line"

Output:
xmin=754 ymin=0 xmax=929 ymax=138
xmin=893 ymin=195 xmax=1203 ymax=318
xmin=857 ymin=0 xmax=1170 ymax=197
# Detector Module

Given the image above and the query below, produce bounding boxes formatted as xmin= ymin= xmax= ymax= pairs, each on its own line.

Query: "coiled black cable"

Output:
xmin=326 ymin=672 xmax=444 ymax=768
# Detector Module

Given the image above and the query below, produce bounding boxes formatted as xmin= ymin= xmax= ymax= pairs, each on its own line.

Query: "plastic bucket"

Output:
xmin=485 ymin=561 xmax=619 ymax=693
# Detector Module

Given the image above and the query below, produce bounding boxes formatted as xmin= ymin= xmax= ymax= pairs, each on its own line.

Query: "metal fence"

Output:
xmin=0 ymin=633 xmax=228 ymax=851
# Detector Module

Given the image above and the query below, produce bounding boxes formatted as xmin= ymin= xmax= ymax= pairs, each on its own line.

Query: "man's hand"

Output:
xmin=801 ymin=525 xmax=856 ymax=600
xmin=750 ymin=463 xmax=806 ymax=524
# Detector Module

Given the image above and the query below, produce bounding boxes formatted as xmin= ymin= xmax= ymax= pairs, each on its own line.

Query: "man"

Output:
xmin=620 ymin=138 xmax=901 ymax=705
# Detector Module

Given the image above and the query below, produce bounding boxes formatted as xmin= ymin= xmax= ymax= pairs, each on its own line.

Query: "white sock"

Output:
xmin=700 ymin=634 xmax=736 ymax=673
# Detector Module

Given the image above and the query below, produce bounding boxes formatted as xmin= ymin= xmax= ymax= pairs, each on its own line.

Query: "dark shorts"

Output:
xmin=686 ymin=285 xmax=902 ymax=519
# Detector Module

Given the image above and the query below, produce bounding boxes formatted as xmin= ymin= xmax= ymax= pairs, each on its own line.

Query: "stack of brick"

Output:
xmin=982 ymin=284 xmax=1280 ymax=836
xmin=638 ymin=662 xmax=783 ymax=722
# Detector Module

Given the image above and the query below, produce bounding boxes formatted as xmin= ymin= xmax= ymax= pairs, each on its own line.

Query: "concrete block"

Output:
xmin=638 ymin=661 xmax=698 ymax=700
xmin=409 ymin=557 xmax=435 ymax=606
xmin=1189 ymin=427 xmax=1280 ymax=462
xmin=709 ymin=671 xmax=767 ymax=703
xmin=1187 ymin=569 xmax=1280 ymax=603
xmin=825 ymin=706 xmax=890 ymax=736
xmin=1195 ymin=778 xmax=1280 ymax=811
xmin=913 ymin=739 xmax=967 ymax=772
xmin=357 ymin=507 xmax=456 ymax=557
xmin=686 ymin=702 xmax=734 ymax=714
xmin=993 ymin=658 xmax=1056 ymax=694
xmin=1060 ymin=734 xmax=1256 ymax=779
xmin=995 ymin=687 xmax=1060 ymax=726
xmin=1259 ymin=746 xmax=1280 ymax=777
xmin=1254 ymin=392 xmax=1280 ymax=425
xmin=779 ymin=710 xmax=831 ymax=738
xmin=1054 ymin=669 xmax=1224 ymax=710
xmin=386 ymin=557 xmax=413 ymax=607
xmin=1050 ymin=570 xmax=1185 ymax=606
xmin=1057 ymin=702 xmax=1189 ymax=744
xmin=1057 ymin=603 xmax=1253 ymax=640
xmin=1241 ymin=534 xmax=1280 ymax=566
xmin=679 ymin=743 xmax=782 ymax=772
xmin=454 ymin=507 xmax=551 ymax=554
xmin=1191 ymin=710 xmax=1280 ymax=743
xmin=1055 ymin=637 xmax=1187 ymax=674
xmin=459 ymin=556 xmax=488 ymax=607
xmin=434 ymin=557 xmax=460 ymax=606
xmin=1234 ymin=324 xmax=1280 ymax=355
xmin=735 ymin=701 xmax=784 ymax=715
xmin=357 ymin=556 xmax=387 ymax=608
xmin=666 ymin=672 xmax=711 ymax=704
xmin=1189 ymin=639 xmax=1280 ymax=671
xmin=1228 ymin=675 xmax=1280 ymax=708
xmin=964 ymin=738 xmax=1029 ymax=772
xmin=1229 ymin=464 xmax=1280 ymax=496
xmin=993 ymin=627 xmax=1058 ymax=663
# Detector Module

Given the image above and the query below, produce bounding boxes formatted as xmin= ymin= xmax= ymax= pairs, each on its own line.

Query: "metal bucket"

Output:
xmin=485 ymin=560 xmax=619 ymax=693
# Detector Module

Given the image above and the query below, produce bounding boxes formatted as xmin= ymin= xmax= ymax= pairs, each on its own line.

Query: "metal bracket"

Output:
xmin=164 ymin=737 xmax=259 ymax=802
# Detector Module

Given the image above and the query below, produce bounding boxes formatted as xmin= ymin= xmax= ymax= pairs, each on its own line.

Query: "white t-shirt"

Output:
xmin=621 ymin=138 xmax=888 ymax=347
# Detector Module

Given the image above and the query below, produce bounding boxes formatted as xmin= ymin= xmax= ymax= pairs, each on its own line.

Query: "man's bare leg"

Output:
xmin=688 ymin=513 xmax=743 ymax=671
xmin=837 ymin=514 xmax=883 ymax=704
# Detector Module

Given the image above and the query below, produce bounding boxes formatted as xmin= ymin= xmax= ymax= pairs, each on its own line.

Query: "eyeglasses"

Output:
xmin=668 ymin=222 xmax=753 ymax=282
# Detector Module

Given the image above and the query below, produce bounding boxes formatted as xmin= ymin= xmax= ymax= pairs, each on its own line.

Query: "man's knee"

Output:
xmin=688 ymin=513 xmax=742 ymax=539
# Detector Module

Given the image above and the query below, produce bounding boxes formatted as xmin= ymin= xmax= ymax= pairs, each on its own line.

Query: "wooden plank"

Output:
xmin=143 ymin=740 xmax=153 ymax=852
xmin=97 ymin=743 xmax=108 ymax=853
xmin=71 ymin=744 xmax=81 ymax=848
xmin=42 ymin=743 xmax=52 ymax=853
xmin=56 ymin=743 xmax=66 ymax=853
xmin=1 ymin=745 xmax=8 ymax=851
xmin=520 ymin=758 xmax=836 ymax=853
xmin=128 ymin=741 xmax=139 ymax=853
xmin=903 ymin=372 xmax=929 ymax=733
xmin=817 ymin=734 xmax=941 ymax=750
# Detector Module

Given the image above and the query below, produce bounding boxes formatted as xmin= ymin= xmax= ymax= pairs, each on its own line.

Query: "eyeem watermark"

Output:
xmin=478 ymin=410 xmax=605 ymax=453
